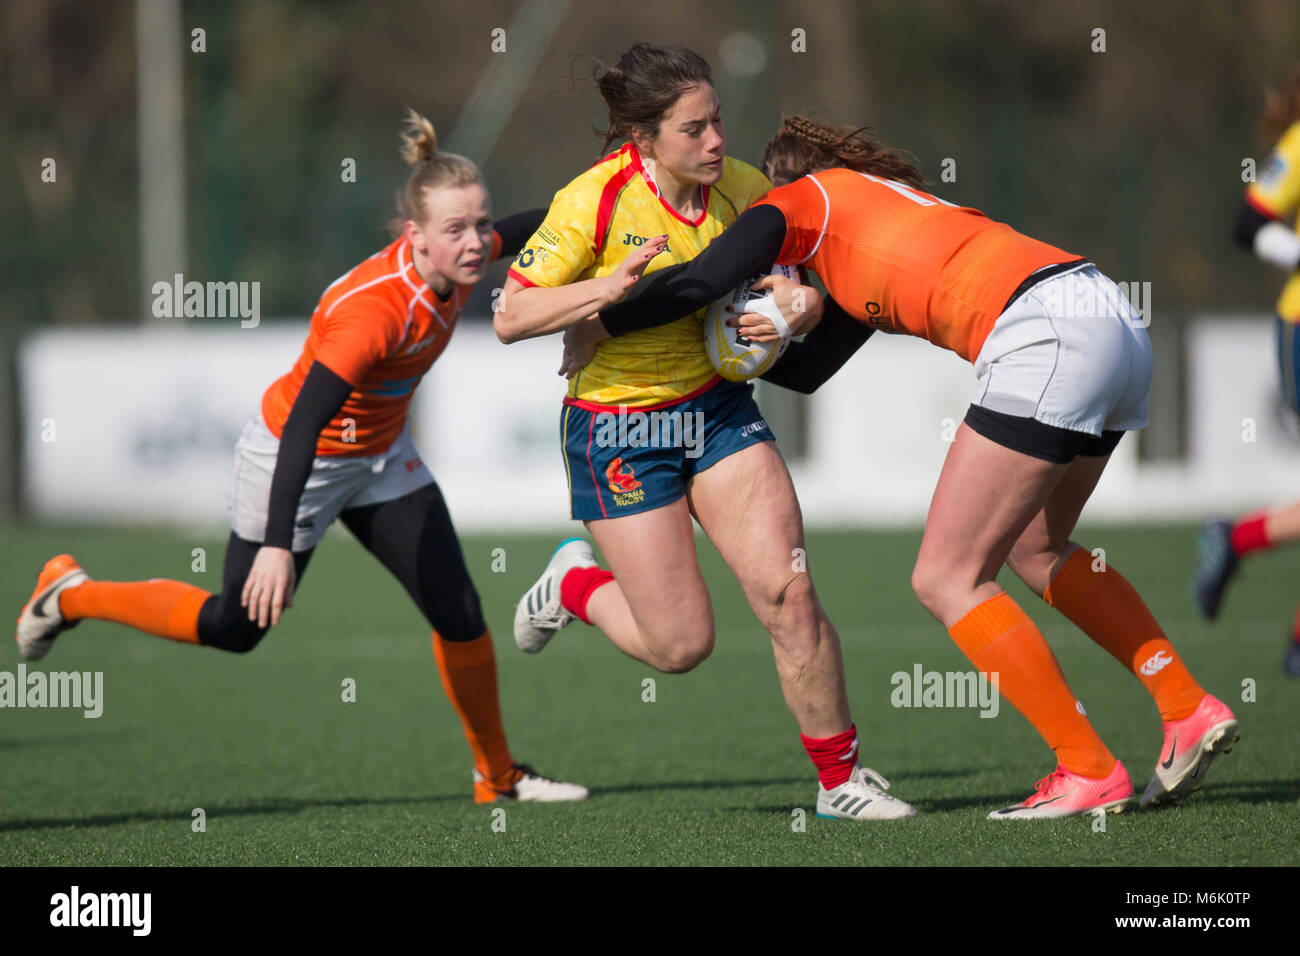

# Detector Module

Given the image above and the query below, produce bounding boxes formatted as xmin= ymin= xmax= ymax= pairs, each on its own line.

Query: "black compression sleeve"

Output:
xmin=492 ymin=208 xmax=548 ymax=260
xmin=759 ymin=296 xmax=874 ymax=395
xmin=598 ymin=203 xmax=789 ymax=337
xmin=263 ymin=361 xmax=354 ymax=549
xmin=1235 ymin=201 xmax=1275 ymax=251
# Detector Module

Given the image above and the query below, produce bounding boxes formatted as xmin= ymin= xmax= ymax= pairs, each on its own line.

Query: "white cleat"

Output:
xmin=816 ymin=765 xmax=918 ymax=820
xmin=16 ymin=554 xmax=88 ymax=661
xmin=473 ymin=763 xmax=589 ymax=803
xmin=513 ymin=537 xmax=597 ymax=654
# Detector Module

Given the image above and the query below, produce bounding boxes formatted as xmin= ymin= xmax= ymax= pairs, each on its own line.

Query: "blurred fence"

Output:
xmin=7 ymin=311 xmax=1293 ymax=531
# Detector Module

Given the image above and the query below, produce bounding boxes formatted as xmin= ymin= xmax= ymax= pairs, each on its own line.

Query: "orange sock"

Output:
xmin=949 ymin=591 xmax=1115 ymax=778
xmin=1044 ymin=548 xmax=1204 ymax=721
xmin=431 ymin=630 xmax=515 ymax=794
xmin=60 ymin=580 xmax=208 ymax=643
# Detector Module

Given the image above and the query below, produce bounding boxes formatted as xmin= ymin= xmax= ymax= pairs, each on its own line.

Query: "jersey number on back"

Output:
xmin=861 ymin=173 xmax=957 ymax=208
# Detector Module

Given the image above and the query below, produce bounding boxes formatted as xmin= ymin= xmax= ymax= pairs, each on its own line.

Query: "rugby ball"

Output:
xmin=703 ymin=263 xmax=800 ymax=382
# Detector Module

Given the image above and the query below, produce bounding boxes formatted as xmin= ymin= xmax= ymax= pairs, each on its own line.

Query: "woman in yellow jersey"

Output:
xmin=495 ymin=43 xmax=916 ymax=820
xmin=1196 ymin=65 xmax=1300 ymax=677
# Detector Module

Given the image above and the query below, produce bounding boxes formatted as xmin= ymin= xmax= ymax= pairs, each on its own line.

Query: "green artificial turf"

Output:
xmin=1 ymin=523 xmax=1296 ymax=865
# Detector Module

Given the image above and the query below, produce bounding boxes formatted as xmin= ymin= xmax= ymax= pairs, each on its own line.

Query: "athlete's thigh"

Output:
xmin=918 ymin=423 xmax=1068 ymax=582
xmin=586 ymin=496 xmax=713 ymax=642
xmin=686 ymin=440 xmax=805 ymax=601
xmin=338 ymin=481 xmax=485 ymax=639
xmin=1012 ymin=452 xmax=1111 ymax=562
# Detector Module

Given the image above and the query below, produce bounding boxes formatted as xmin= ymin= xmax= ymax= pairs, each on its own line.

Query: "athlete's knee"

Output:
xmin=754 ymin=571 xmax=819 ymax=641
xmin=647 ymin=618 xmax=715 ymax=673
xmin=417 ymin=579 xmax=486 ymax=642
xmin=910 ymin=558 xmax=951 ymax=615
xmin=1006 ymin=542 xmax=1066 ymax=597
xmin=196 ymin=594 xmax=270 ymax=653
xmin=656 ymin=638 xmax=714 ymax=674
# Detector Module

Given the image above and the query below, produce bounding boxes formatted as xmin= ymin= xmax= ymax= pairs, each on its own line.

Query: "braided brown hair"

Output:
xmin=762 ymin=115 xmax=924 ymax=188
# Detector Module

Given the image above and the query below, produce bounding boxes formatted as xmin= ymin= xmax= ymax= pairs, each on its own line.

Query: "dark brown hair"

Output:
xmin=594 ymin=42 xmax=713 ymax=155
xmin=762 ymin=115 xmax=924 ymax=188
xmin=1264 ymin=66 xmax=1300 ymax=142
xmin=387 ymin=108 xmax=483 ymax=236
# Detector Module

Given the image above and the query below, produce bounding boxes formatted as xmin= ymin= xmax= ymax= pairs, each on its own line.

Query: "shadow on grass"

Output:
xmin=0 ymin=792 xmax=469 ymax=833
xmin=590 ymin=776 xmax=808 ymax=797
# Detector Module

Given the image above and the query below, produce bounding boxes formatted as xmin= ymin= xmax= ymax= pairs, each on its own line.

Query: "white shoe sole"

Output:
xmin=987 ymin=796 xmax=1135 ymax=820
xmin=1140 ymin=720 xmax=1239 ymax=809
xmin=15 ymin=567 xmax=88 ymax=661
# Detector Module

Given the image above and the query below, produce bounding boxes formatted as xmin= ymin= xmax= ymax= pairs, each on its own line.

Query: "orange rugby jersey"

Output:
xmin=261 ymin=232 xmax=501 ymax=456
xmin=755 ymin=169 xmax=1081 ymax=362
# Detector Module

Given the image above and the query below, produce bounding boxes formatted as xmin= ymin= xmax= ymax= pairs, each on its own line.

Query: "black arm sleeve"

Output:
xmin=1235 ymin=200 xmax=1276 ymax=251
xmin=263 ymin=361 xmax=354 ymax=549
xmin=758 ymin=296 xmax=874 ymax=395
xmin=492 ymin=208 xmax=548 ymax=261
xmin=598 ymin=203 xmax=790 ymax=337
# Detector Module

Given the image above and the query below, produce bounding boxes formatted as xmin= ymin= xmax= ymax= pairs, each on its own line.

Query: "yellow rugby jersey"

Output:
xmin=1247 ymin=120 xmax=1300 ymax=320
xmin=508 ymin=143 xmax=772 ymax=406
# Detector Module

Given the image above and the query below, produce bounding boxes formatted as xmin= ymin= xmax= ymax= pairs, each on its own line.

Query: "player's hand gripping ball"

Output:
xmin=703 ymin=263 xmax=800 ymax=382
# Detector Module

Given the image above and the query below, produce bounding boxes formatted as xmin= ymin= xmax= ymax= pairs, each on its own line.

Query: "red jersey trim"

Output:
xmin=627 ymin=145 xmax=712 ymax=228
xmin=562 ymin=375 xmax=722 ymax=412
xmin=507 ymin=267 xmax=539 ymax=288
xmin=594 ymin=162 xmax=641 ymax=257
xmin=1245 ymin=189 xmax=1282 ymax=220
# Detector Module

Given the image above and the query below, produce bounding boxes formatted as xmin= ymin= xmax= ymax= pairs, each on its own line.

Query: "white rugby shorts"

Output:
xmin=972 ymin=263 xmax=1152 ymax=436
xmin=228 ymin=411 xmax=434 ymax=551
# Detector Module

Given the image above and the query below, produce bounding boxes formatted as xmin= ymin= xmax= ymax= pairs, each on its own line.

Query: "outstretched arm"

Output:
xmin=244 ymin=361 xmax=353 ymax=628
xmin=492 ymin=208 xmax=548 ymax=261
xmin=494 ymin=235 xmax=667 ymax=343
xmin=1236 ymin=200 xmax=1300 ymax=271
xmin=597 ymin=204 xmax=790 ymax=337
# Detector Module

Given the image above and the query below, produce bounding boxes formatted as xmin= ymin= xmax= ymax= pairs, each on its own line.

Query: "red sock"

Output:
xmin=560 ymin=566 xmax=614 ymax=625
xmin=1292 ymin=602 xmax=1300 ymax=644
xmin=800 ymin=723 xmax=858 ymax=790
xmin=1231 ymin=514 xmax=1271 ymax=557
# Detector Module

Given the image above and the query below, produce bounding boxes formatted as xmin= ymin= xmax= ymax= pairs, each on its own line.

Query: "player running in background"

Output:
xmin=580 ymin=115 xmax=1239 ymax=819
xmin=495 ymin=44 xmax=917 ymax=821
xmin=1195 ymin=66 xmax=1300 ymax=677
xmin=16 ymin=110 xmax=587 ymax=805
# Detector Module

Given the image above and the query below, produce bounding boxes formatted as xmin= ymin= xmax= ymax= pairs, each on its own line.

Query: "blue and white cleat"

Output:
xmin=1193 ymin=518 xmax=1238 ymax=621
xmin=816 ymin=765 xmax=918 ymax=820
xmin=513 ymin=538 xmax=597 ymax=654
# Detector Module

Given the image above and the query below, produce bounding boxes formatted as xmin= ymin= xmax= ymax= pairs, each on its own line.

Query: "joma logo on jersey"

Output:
xmin=622 ymin=233 xmax=668 ymax=249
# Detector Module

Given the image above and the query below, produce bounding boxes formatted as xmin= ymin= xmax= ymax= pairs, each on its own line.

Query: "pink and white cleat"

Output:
xmin=988 ymin=760 xmax=1135 ymax=820
xmin=1140 ymin=694 xmax=1239 ymax=809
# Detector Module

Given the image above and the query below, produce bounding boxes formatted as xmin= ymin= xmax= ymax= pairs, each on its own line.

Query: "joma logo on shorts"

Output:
xmin=739 ymin=421 xmax=769 ymax=438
